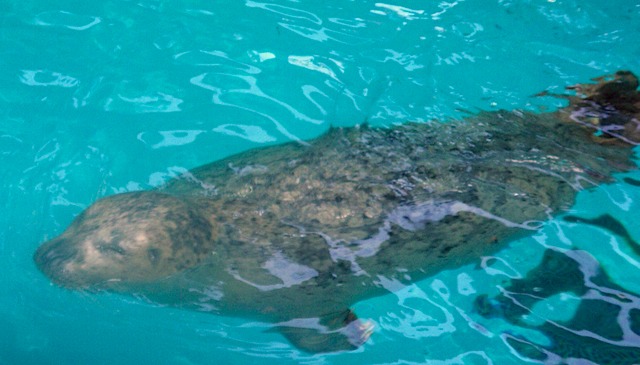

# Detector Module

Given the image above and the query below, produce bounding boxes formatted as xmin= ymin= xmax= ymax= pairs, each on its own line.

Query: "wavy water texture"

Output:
xmin=1 ymin=0 xmax=639 ymax=364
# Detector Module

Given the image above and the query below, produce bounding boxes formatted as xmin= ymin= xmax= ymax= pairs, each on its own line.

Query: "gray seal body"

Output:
xmin=34 ymin=72 xmax=640 ymax=353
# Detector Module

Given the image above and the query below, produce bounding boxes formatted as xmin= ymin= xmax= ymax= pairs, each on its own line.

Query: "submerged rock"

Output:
xmin=34 ymin=71 xmax=640 ymax=353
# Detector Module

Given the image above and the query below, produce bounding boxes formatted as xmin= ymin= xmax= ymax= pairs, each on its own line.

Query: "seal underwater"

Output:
xmin=34 ymin=72 xmax=640 ymax=353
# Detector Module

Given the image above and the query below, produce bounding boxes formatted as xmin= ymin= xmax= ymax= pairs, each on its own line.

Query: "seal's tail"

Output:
xmin=564 ymin=70 xmax=640 ymax=145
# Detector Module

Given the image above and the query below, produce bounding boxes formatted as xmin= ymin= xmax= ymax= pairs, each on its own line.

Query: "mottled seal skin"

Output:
xmin=34 ymin=72 xmax=640 ymax=353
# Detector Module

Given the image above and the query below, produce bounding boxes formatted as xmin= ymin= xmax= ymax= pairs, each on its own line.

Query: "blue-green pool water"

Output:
xmin=1 ymin=1 xmax=640 ymax=364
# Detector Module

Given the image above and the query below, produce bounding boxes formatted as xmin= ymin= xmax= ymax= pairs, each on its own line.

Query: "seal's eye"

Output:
xmin=96 ymin=241 xmax=126 ymax=255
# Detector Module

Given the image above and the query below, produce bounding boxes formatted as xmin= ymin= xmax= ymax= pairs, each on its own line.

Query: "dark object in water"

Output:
xmin=563 ymin=214 xmax=640 ymax=256
xmin=623 ymin=177 xmax=640 ymax=186
xmin=34 ymin=72 xmax=640 ymax=353
xmin=474 ymin=249 xmax=640 ymax=364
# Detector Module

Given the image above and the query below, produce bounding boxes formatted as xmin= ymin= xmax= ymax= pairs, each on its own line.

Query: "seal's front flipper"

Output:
xmin=273 ymin=309 xmax=374 ymax=353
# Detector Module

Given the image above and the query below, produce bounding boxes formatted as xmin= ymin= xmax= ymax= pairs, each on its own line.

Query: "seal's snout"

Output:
xmin=34 ymin=237 xmax=79 ymax=287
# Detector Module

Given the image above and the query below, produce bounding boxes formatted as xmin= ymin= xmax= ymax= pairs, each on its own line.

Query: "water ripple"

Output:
xmin=190 ymin=71 xmax=323 ymax=140
xmin=246 ymin=1 xmax=323 ymax=25
xmin=33 ymin=10 xmax=101 ymax=31
xmin=115 ymin=93 xmax=183 ymax=113
xmin=277 ymin=23 xmax=372 ymax=44
xmin=377 ymin=277 xmax=456 ymax=339
xmin=213 ymin=124 xmax=276 ymax=143
xmin=20 ymin=70 xmax=79 ymax=88
xmin=137 ymin=130 xmax=206 ymax=149
xmin=372 ymin=3 xmax=426 ymax=20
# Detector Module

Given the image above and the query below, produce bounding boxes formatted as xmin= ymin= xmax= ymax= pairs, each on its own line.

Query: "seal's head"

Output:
xmin=34 ymin=192 xmax=214 ymax=290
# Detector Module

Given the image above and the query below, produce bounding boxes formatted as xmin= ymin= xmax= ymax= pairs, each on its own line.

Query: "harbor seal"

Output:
xmin=34 ymin=72 xmax=640 ymax=353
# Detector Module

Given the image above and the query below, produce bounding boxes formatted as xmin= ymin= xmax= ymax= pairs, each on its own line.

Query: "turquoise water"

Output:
xmin=1 ymin=1 xmax=640 ymax=364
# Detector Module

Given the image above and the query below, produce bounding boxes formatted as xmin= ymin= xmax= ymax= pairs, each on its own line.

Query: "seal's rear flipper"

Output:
xmin=272 ymin=309 xmax=374 ymax=353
